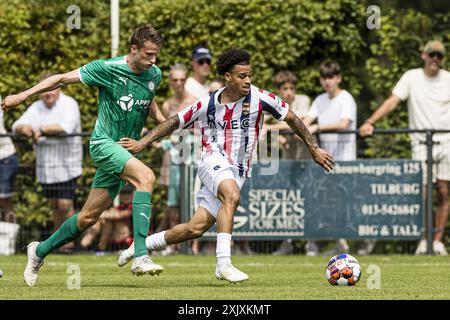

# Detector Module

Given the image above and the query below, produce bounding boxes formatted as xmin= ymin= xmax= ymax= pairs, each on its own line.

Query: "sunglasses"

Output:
xmin=197 ymin=59 xmax=211 ymax=65
xmin=429 ymin=52 xmax=444 ymax=59
xmin=171 ymin=78 xmax=186 ymax=82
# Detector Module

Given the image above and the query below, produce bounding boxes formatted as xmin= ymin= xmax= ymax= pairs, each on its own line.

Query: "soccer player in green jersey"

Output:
xmin=1 ymin=24 xmax=166 ymax=286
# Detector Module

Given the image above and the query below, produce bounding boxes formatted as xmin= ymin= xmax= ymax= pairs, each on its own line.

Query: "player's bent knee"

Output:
xmin=223 ymin=190 xmax=240 ymax=208
xmin=136 ymin=169 xmax=156 ymax=191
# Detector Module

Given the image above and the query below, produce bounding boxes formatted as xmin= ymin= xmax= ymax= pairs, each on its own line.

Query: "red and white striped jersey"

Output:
xmin=177 ymin=85 xmax=289 ymax=177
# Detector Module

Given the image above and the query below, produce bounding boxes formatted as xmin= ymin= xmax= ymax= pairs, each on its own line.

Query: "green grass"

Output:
xmin=0 ymin=254 xmax=449 ymax=299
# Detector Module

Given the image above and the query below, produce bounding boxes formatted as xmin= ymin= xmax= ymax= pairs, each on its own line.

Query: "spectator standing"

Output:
xmin=268 ymin=71 xmax=313 ymax=255
xmin=0 ymin=105 xmax=18 ymax=223
xmin=12 ymin=74 xmax=82 ymax=252
xmin=359 ymin=40 xmax=450 ymax=256
xmin=0 ymin=105 xmax=20 ymax=255
xmin=155 ymin=63 xmax=196 ymax=255
xmin=303 ymin=60 xmax=356 ymax=256
xmin=265 ymin=71 xmax=312 ymax=160
xmin=185 ymin=45 xmax=212 ymax=99
xmin=186 ymin=45 xmax=213 ymax=255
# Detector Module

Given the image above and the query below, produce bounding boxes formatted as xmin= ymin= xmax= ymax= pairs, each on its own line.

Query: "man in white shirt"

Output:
xmin=185 ymin=45 xmax=213 ymax=254
xmin=0 ymin=106 xmax=18 ymax=223
xmin=185 ymin=45 xmax=212 ymax=99
xmin=12 ymin=74 xmax=82 ymax=251
xmin=360 ymin=40 xmax=450 ymax=256
xmin=303 ymin=60 xmax=356 ymax=256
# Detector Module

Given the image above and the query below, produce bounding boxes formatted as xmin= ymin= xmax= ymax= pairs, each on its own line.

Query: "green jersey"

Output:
xmin=78 ymin=55 xmax=162 ymax=143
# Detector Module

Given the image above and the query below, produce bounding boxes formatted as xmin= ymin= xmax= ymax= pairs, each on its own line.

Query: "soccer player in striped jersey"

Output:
xmin=1 ymin=24 xmax=166 ymax=286
xmin=117 ymin=48 xmax=334 ymax=283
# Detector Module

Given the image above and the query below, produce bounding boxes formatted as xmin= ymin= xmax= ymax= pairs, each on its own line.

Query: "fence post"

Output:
xmin=425 ymin=131 xmax=434 ymax=255
xmin=179 ymin=163 xmax=190 ymax=254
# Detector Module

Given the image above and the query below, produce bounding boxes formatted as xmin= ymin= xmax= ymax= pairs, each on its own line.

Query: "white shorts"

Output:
xmin=412 ymin=139 xmax=450 ymax=183
xmin=195 ymin=151 xmax=246 ymax=218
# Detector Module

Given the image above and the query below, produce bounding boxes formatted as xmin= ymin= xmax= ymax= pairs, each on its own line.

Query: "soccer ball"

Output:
xmin=0 ymin=269 xmax=3 ymax=278
xmin=325 ymin=253 xmax=361 ymax=286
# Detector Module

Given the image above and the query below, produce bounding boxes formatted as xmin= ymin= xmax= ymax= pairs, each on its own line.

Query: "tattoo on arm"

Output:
xmin=140 ymin=115 xmax=180 ymax=147
xmin=285 ymin=112 xmax=319 ymax=151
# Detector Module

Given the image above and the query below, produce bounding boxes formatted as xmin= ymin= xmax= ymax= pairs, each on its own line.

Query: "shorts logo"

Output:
xmin=213 ymin=165 xmax=221 ymax=171
xmin=118 ymin=94 xmax=134 ymax=111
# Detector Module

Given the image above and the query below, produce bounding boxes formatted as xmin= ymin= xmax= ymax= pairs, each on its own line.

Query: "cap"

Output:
xmin=423 ymin=40 xmax=445 ymax=55
xmin=192 ymin=45 xmax=212 ymax=61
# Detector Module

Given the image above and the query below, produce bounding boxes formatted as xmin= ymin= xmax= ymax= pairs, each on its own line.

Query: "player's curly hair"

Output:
xmin=130 ymin=24 xmax=164 ymax=48
xmin=216 ymin=49 xmax=251 ymax=75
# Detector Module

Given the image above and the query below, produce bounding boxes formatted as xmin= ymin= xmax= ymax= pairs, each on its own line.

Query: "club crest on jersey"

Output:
xmin=242 ymin=102 xmax=250 ymax=115
xmin=148 ymin=81 xmax=155 ymax=92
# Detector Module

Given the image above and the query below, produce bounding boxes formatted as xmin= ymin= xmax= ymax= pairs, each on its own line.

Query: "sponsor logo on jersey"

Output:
xmin=118 ymin=94 xmax=134 ymax=111
xmin=117 ymin=94 xmax=150 ymax=111
xmin=209 ymin=119 xmax=250 ymax=130
xmin=213 ymin=165 xmax=221 ymax=171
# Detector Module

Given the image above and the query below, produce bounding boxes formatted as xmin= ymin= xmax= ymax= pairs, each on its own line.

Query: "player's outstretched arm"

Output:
xmin=1 ymin=69 xmax=81 ymax=112
xmin=284 ymin=110 xmax=334 ymax=172
xmin=148 ymin=100 xmax=167 ymax=124
xmin=118 ymin=115 xmax=180 ymax=153
xmin=359 ymin=94 xmax=401 ymax=137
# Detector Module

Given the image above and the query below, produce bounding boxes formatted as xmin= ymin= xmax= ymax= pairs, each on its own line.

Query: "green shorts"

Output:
xmin=89 ymin=140 xmax=133 ymax=200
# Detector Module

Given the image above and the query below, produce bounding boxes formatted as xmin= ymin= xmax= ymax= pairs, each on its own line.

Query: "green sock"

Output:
xmin=132 ymin=191 xmax=152 ymax=258
xmin=36 ymin=213 xmax=82 ymax=259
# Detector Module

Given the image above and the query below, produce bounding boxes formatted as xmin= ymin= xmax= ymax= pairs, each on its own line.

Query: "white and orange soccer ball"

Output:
xmin=325 ymin=253 xmax=361 ymax=286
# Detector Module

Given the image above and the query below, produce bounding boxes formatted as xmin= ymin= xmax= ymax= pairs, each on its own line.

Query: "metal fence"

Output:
xmin=1 ymin=128 xmax=449 ymax=256
xmin=180 ymin=128 xmax=450 ymax=255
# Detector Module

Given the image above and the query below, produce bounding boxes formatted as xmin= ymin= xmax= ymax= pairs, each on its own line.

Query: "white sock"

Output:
xmin=216 ymin=232 xmax=232 ymax=267
xmin=146 ymin=231 xmax=167 ymax=250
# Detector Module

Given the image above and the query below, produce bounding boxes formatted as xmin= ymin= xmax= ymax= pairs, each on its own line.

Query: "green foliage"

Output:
xmin=0 ymin=0 xmax=448 ymax=229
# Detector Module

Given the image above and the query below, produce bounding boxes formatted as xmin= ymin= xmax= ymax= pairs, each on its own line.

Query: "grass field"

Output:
xmin=1 ymin=254 xmax=450 ymax=300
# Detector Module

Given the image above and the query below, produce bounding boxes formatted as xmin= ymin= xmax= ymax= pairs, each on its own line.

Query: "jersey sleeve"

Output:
xmin=259 ymin=90 xmax=289 ymax=122
xmin=177 ymin=98 xmax=208 ymax=129
xmin=392 ymin=71 xmax=411 ymax=101
xmin=78 ymin=59 xmax=111 ymax=88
